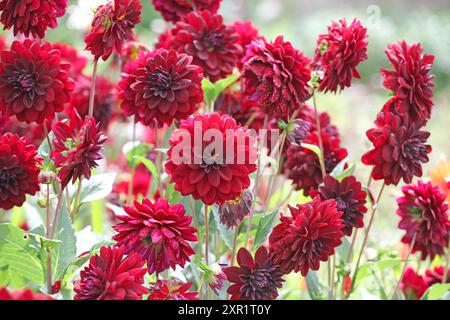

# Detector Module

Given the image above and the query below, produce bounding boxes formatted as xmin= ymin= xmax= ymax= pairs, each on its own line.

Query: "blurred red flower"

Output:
xmin=400 ymin=268 xmax=427 ymax=300
xmin=152 ymin=0 xmax=221 ymax=23
xmin=0 ymin=287 xmax=53 ymax=300
xmin=148 ymin=280 xmax=198 ymax=300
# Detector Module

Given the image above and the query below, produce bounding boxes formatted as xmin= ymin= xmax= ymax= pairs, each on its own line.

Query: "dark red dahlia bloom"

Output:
xmin=168 ymin=10 xmax=242 ymax=82
xmin=242 ymin=36 xmax=311 ymax=119
xmin=51 ymin=112 xmax=107 ymax=189
xmin=165 ymin=113 xmax=257 ymax=205
xmin=74 ymin=246 xmax=149 ymax=300
xmin=155 ymin=29 xmax=174 ymax=50
xmin=119 ymin=49 xmax=203 ymax=126
xmin=52 ymin=42 xmax=88 ymax=80
xmin=113 ymin=164 xmax=152 ymax=201
xmin=0 ymin=35 xmax=7 ymax=50
xmin=397 ymin=180 xmax=450 ymax=260
xmin=287 ymin=118 xmax=311 ymax=145
xmin=68 ymin=75 xmax=117 ymax=131
xmin=310 ymin=175 xmax=367 ymax=236
xmin=269 ymin=197 xmax=344 ymax=276
xmin=152 ymin=0 xmax=221 ymax=23
xmin=224 ymin=247 xmax=284 ymax=300
xmin=85 ymin=0 xmax=142 ymax=61
xmin=0 ymin=39 xmax=74 ymax=124
xmin=0 ymin=0 xmax=67 ymax=38
xmin=424 ymin=266 xmax=450 ymax=286
xmin=233 ymin=20 xmax=263 ymax=69
xmin=382 ymin=41 xmax=434 ymax=121
xmin=0 ymin=287 xmax=53 ymax=300
xmin=313 ymin=18 xmax=368 ymax=93
xmin=400 ymin=268 xmax=427 ymax=300
xmin=218 ymin=189 xmax=252 ymax=229
xmin=113 ymin=198 xmax=198 ymax=274
xmin=362 ymin=97 xmax=431 ymax=186
xmin=0 ymin=133 xmax=40 ymax=210
xmin=0 ymin=115 xmax=49 ymax=146
xmin=148 ymin=280 xmax=198 ymax=300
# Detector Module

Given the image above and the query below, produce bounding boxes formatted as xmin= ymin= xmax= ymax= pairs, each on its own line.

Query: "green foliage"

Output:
xmin=124 ymin=142 xmax=153 ymax=169
xmin=421 ymin=283 xmax=450 ymax=300
xmin=210 ymin=206 xmax=234 ymax=250
xmin=305 ymin=271 xmax=324 ymax=300
xmin=77 ymin=173 xmax=116 ymax=204
xmin=253 ymin=210 xmax=279 ymax=249
xmin=202 ymin=73 xmax=239 ymax=107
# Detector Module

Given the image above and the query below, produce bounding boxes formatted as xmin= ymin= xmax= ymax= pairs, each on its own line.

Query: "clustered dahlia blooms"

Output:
xmin=396 ymin=180 xmax=450 ymax=260
xmin=167 ymin=10 xmax=242 ymax=82
xmin=165 ymin=113 xmax=257 ymax=205
xmin=74 ymin=246 xmax=149 ymax=300
xmin=242 ymin=36 xmax=311 ymax=119
xmin=0 ymin=0 xmax=67 ymax=38
xmin=0 ymin=39 xmax=74 ymax=124
xmin=85 ymin=0 xmax=142 ymax=61
xmin=147 ymin=280 xmax=198 ymax=300
xmin=313 ymin=18 xmax=368 ymax=93
xmin=0 ymin=133 xmax=41 ymax=210
xmin=224 ymin=247 xmax=284 ymax=300
xmin=269 ymin=197 xmax=344 ymax=276
xmin=0 ymin=288 xmax=53 ymax=300
xmin=113 ymin=198 xmax=198 ymax=274
xmin=119 ymin=49 xmax=204 ymax=126
xmin=51 ymin=112 xmax=107 ymax=189
xmin=152 ymin=0 xmax=221 ymax=23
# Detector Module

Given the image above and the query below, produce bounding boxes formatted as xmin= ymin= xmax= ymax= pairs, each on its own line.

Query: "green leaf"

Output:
xmin=305 ymin=271 xmax=323 ymax=300
xmin=166 ymin=183 xmax=181 ymax=204
xmin=210 ymin=206 xmax=234 ymax=249
xmin=253 ymin=210 xmax=279 ymax=249
xmin=0 ymin=223 xmax=44 ymax=285
xmin=134 ymin=156 xmax=159 ymax=180
xmin=123 ymin=142 xmax=153 ymax=169
xmin=37 ymin=132 xmax=54 ymax=159
xmin=91 ymin=200 xmax=104 ymax=234
xmin=78 ymin=173 xmax=117 ymax=204
xmin=422 ymin=283 xmax=450 ymax=300
xmin=202 ymin=73 xmax=239 ymax=106
xmin=301 ymin=143 xmax=322 ymax=159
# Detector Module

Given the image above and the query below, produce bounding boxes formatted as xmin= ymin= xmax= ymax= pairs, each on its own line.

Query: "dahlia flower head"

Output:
xmin=218 ymin=189 xmax=253 ymax=229
xmin=0 ymin=115 xmax=49 ymax=147
xmin=397 ymin=180 xmax=450 ymax=260
xmin=424 ymin=266 xmax=450 ymax=286
xmin=165 ymin=112 xmax=257 ymax=205
xmin=0 ymin=0 xmax=67 ymax=38
xmin=233 ymin=20 xmax=264 ymax=69
xmin=74 ymin=246 xmax=149 ymax=300
xmin=113 ymin=198 xmax=198 ymax=274
xmin=152 ymin=0 xmax=221 ymax=23
xmin=269 ymin=196 xmax=344 ymax=276
xmin=0 ymin=39 xmax=74 ymax=124
xmin=51 ymin=112 xmax=107 ymax=189
xmin=148 ymin=280 xmax=199 ymax=300
xmin=85 ymin=0 xmax=142 ymax=61
xmin=400 ymin=268 xmax=427 ymax=300
xmin=242 ymin=36 xmax=311 ymax=120
xmin=313 ymin=18 xmax=368 ymax=93
xmin=167 ymin=10 xmax=243 ymax=82
xmin=224 ymin=247 xmax=284 ymax=300
xmin=362 ymin=97 xmax=431 ymax=186
xmin=119 ymin=48 xmax=204 ymax=127
xmin=0 ymin=132 xmax=41 ymax=210
xmin=0 ymin=287 xmax=53 ymax=300
xmin=382 ymin=41 xmax=434 ymax=121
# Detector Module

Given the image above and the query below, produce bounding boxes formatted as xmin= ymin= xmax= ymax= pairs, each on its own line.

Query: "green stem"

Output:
xmin=45 ymin=184 xmax=52 ymax=294
xmin=391 ymin=233 xmax=417 ymax=299
xmin=231 ymin=226 xmax=239 ymax=266
xmin=128 ymin=119 xmax=137 ymax=204
xmin=312 ymin=90 xmax=326 ymax=177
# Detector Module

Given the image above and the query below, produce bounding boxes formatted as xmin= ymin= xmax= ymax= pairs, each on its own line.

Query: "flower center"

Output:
xmin=150 ymin=69 xmax=173 ymax=92
xmin=0 ymin=169 xmax=16 ymax=189
xmin=240 ymin=268 xmax=275 ymax=299
xmin=9 ymin=71 xmax=37 ymax=92
xmin=201 ymin=152 xmax=224 ymax=173
xmin=202 ymin=30 xmax=224 ymax=51
xmin=403 ymin=137 xmax=428 ymax=162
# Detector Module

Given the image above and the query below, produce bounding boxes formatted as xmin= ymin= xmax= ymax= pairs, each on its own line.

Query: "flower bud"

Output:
xmin=39 ymin=171 xmax=56 ymax=184
xmin=37 ymin=195 xmax=48 ymax=208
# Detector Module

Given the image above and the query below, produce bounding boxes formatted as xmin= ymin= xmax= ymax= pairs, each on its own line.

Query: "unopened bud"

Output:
xmin=39 ymin=171 xmax=56 ymax=184
xmin=37 ymin=195 xmax=48 ymax=208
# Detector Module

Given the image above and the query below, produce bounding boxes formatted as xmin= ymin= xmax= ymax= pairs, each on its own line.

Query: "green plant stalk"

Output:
xmin=391 ymin=233 xmax=417 ymax=299
xmin=70 ymin=179 xmax=83 ymax=220
xmin=204 ymin=205 xmax=210 ymax=299
xmin=312 ymin=90 xmax=326 ymax=177
xmin=231 ymin=226 xmax=239 ymax=266
xmin=127 ymin=119 xmax=137 ymax=204
xmin=45 ymin=184 xmax=52 ymax=294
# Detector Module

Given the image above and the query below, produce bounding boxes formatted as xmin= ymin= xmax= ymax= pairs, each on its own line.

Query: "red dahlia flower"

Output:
xmin=233 ymin=20 xmax=263 ymax=69
xmin=218 ymin=189 xmax=253 ymax=229
xmin=269 ymin=197 xmax=344 ymax=276
xmin=85 ymin=0 xmax=142 ymax=61
xmin=400 ymin=268 xmax=427 ymax=300
xmin=113 ymin=164 xmax=152 ymax=201
xmin=167 ymin=10 xmax=242 ymax=82
xmin=311 ymin=175 xmax=367 ymax=236
xmin=382 ymin=41 xmax=434 ymax=121
xmin=165 ymin=113 xmax=257 ymax=205
xmin=113 ymin=198 xmax=198 ymax=274
xmin=0 ymin=39 xmax=74 ymax=124
xmin=148 ymin=280 xmax=198 ymax=300
xmin=74 ymin=246 xmax=149 ymax=300
xmin=0 ymin=35 xmax=7 ymax=50
xmin=119 ymin=49 xmax=203 ymax=127
xmin=424 ymin=266 xmax=450 ymax=286
xmin=0 ymin=0 xmax=67 ymax=38
xmin=0 ymin=133 xmax=41 ymax=210
xmin=242 ymin=36 xmax=311 ymax=119
xmin=362 ymin=97 xmax=431 ymax=186
xmin=52 ymin=42 xmax=88 ymax=80
xmin=224 ymin=247 xmax=284 ymax=300
xmin=51 ymin=112 xmax=107 ymax=189
xmin=313 ymin=18 xmax=368 ymax=93
xmin=152 ymin=0 xmax=221 ymax=23
xmin=0 ymin=287 xmax=53 ymax=300
xmin=0 ymin=115 xmax=49 ymax=147
xmin=397 ymin=180 xmax=450 ymax=260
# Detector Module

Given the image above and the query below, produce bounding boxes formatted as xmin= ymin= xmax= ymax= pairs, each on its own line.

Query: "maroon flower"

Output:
xmin=119 ymin=49 xmax=204 ymax=127
xmin=0 ymin=39 xmax=74 ymax=124
xmin=165 ymin=113 xmax=257 ymax=205
xmin=155 ymin=29 xmax=174 ymax=50
xmin=113 ymin=198 xmax=198 ymax=274
xmin=242 ymin=36 xmax=311 ymax=119
xmin=400 ymin=268 xmax=427 ymax=300
xmin=313 ymin=18 xmax=368 ymax=93
xmin=85 ymin=0 xmax=142 ymax=61
xmin=113 ymin=164 xmax=152 ymax=201
xmin=311 ymin=175 xmax=367 ymax=236
xmin=424 ymin=266 xmax=450 ymax=286
xmin=73 ymin=246 xmax=149 ymax=300
xmin=382 ymin=41 xmax=434 ymax=121
xmin=224 ymin=247 xmax=284 ymax=300
xmin=152 ymin=0 xmax=221 ymax=23
xmin=362 ymin=97 xmax=431 ymax=186
xmin=287 ymin=118 xmax=311 ymax=145
xmin=233 ymin=20 xmax=263 ymax=68
xmin=0 ymin=116 xmax=49 ymax=147
xmin=397 ymin=180 xmax=450 ymax=260
xmin=269 ymin=197 xmax=344 ymax=276
xmin=0 ymin=133 xmax=41 ymax=210
xmin=218 ymin=189 xmax=252 ymax=229
xmin=0 ymin=0 xmax=67 ymax=38
xmin=51 ymin=112 xmax=107 ymax=189
xmin=52 ymin=42 xmax=88 ymax=80
xmin=167 ymin=10 xmax=242 ymax=82
xmin=0 ymin=288 xmax=53 ymax=300
xmin=147 ymin=280 xmax=198 ymax=300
